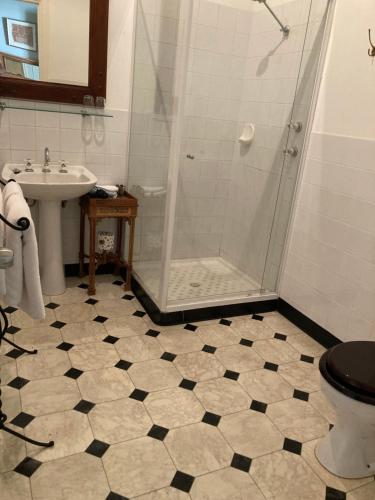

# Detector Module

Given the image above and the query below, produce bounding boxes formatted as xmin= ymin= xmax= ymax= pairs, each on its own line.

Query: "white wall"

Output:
xmin=38 ymin=0 xmax=90 ymax=86
xmin=0 ymin=0 xmax=135 ymax=264
xmin=280 ymin=0 xmax=375 ymax=342
xmin=313 ymin=0 xmax=375 ymax=139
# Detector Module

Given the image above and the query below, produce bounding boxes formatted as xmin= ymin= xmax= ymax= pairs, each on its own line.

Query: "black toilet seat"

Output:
xmin=319 ymin=341 xmax=375 ymax=406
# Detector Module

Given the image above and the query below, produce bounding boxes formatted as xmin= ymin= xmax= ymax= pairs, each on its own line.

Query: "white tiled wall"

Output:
xmin=281 ymin=134 xmax=375 ymax=342
xmin=0 ymin=0 xmax=134 ymax=265
xmin=0 ymin=105 xmax=129 ymax=264
xmin=280 ymin=0 xmax=375 ymax=342
xmin=220 ymin=0 xmax=327 ymax=286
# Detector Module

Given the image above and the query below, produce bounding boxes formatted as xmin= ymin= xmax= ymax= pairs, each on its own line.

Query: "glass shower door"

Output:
xmin=165 ymin=0 xmax=330 ymax=307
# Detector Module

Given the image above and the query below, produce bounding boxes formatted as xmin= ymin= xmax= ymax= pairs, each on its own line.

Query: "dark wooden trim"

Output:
xmin=277 ymin=298 xmax=341 ymax=348
xmin=0 ymin=0 xmax=109 ymax=105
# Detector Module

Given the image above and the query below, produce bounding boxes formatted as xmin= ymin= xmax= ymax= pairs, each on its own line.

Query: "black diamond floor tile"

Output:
xmin=202 ymin=345 xmax=216 ymax=354
xmin=161 ymin=352 xmax=177 ymax=362
xmin=4 ymin=306 xmax=17 ymax=314
xmin=6 ymin=325 xmax=20 ymax=335
xmin=14 ymin=457 xmax=42 ymax=477
xmin=252 ymin=314 xmax=264 ymax=321
xmin=115 ymin=360 xmax=132 ymax=371
xmin=240 ymin=338 xmax=253 ymax=347
xmin=146 ymin=329 xmax=160 ymax=337
xmin=148 ymin=424 xmax=169 ymax=441
xmin=250 ymin=400 xmax=268 ymax=414
xmin=112 ymin=280 xmax=124 ymax=286
xmin=171 ymin=471 xmax=195 ymax=493
xmin=274 ymin=333 xmax=287 ymax=341
xmin=133 ymin=311 xmax=146 ymax=318
xmin=122 ymin=294 xmax=134 ymax=301
xmin=64 ymin=368 xmax=83 ymax=379
xmin=5 ymin=349 xmax=24 ymax=359
xmin=283 ymin=438 xmax=302 ymax=455
xmin=231 ymin=453 xmax=252 ymax=472
xmin=326 ymin=486 xmax=346 ymax=500
xmin=85 ymin=298 xmax=98 ymax=305
xmin=300 ymin=354 xmax=314 ymax=364
xmin=224 ymin=370 xmax=239 ymax=381
xmin=78 ymin=283 xmax=89 ymax=289
xmin=85 ymin=439 xmax=110 ymax=458
xmin=219 ymin=319 xmax=232 ymax=326
xmin=293 ymin=389 xmax=309 ymax=402
xmin=8 ymin=376 xmax=29 ymax=389
xmin=106 ymin=493 xmax=129 ymax=500
xmin=57 ymin=342 xmax=74 ymax=351
xmin=74 ymin=400 xmax=96 ymax=414
xmin=129 ymin=389 xmax=148 ymax=401
xmin=103 ymin=335 xmax=119 ymax=344
xmin=94 ymin=316 xmax=108 ymax=323
xmin=179 ymin=379 xmax=196 ymax=391
xmin=264 ymin=362 xmax=278 ymax=372
xmin=184 ymin=323 xmax=197 ymax=332
xmin=45 ymin=302 xmax=60 ymax=310
xmin=11 ymin=412 xmax=35 ymax=428
xmin=202 ymin=412 xmax=221 ymax=426
xmin=51 ymin=321 xmax=66 ymax=330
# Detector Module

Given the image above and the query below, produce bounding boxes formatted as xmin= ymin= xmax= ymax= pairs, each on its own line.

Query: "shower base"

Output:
xmin=133 ymin=257 xmax=272 ymax=310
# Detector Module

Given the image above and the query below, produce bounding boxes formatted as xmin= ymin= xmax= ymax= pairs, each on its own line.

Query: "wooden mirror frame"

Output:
xmin=0 ymin=0 xmax=109 ymax=105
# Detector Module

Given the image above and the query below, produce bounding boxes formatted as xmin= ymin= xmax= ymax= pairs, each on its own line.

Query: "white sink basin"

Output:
xmin=2 ymin=164 xmax=97 ymax=201
xmin=2 ymin=163 xmax=97 ymax=296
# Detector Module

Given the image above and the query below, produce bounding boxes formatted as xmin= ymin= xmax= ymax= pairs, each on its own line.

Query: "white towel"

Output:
xmin=0 ymin=187 xmax=6 ymax=296
xmin=3 ymin=182 xmax=45 ymax=320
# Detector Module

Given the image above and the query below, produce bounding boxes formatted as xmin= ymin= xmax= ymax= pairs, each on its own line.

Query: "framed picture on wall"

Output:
xmin=6 ymin=18 xmax=37 ymax=51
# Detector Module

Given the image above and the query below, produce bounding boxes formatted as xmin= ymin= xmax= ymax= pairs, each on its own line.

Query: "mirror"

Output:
xmin=0 ymin=0 xmax=108 ymax=104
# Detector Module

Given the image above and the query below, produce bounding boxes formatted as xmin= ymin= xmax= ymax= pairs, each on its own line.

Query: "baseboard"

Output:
xmin=64 ymin=263 xmax=126 ymax=279
xmin=132 ymin=276 xmax=278 ymax=326
xmin=277 ymin=298 xmax=341 ymax=348
xmin=64 ymin=264 xmax=341 ymax=348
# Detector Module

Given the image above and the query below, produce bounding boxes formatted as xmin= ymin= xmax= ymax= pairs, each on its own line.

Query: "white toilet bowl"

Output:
xmin=315 ymin=342 xmax=375 ymax=479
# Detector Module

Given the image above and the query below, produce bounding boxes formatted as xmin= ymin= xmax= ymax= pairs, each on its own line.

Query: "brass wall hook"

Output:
xmin=368 ymin=29 xmax=375 ymax=57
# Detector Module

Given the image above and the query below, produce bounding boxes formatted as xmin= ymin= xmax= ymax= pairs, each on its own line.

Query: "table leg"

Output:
xmin=125 ymin=217 xmax=135 ymax=291
xmin=88 ymin=217 xmax=96 ymax=295
xmin=115 ymin=218 xmax=123 ymax=276
xmin=79 ymin=205 xmax=85 ymax=278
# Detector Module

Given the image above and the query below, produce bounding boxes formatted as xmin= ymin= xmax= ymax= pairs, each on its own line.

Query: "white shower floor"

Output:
xmin=134 ymin=257 xmax=260 ymax=302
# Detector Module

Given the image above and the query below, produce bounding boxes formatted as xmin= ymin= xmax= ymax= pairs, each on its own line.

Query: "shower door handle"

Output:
xmin=283 ymin=146 xmax=299 ymax=157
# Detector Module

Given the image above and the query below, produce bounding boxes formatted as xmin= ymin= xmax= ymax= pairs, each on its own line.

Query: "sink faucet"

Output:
xmin=43 ymin=147 xmax=51 ymax=173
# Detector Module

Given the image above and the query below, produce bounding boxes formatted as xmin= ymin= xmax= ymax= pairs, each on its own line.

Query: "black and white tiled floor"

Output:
xmin=1 ymin=276 xmax=374 ymax=499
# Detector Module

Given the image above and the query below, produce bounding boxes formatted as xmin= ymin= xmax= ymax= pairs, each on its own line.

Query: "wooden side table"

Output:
xmin=79 ymin=193 xmax=138 ymax=295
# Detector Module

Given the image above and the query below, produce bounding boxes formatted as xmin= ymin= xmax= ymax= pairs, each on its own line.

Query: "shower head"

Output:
xmin=252 ymin=0 xmax=290 ymax=36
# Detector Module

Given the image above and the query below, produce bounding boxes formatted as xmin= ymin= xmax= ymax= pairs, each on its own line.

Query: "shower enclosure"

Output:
xmin=128 ymin=0 xmax=332 ymax=315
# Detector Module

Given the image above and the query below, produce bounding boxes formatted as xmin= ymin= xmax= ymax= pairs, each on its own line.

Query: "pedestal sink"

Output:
xmin=2 ymin=164 xmax=97 ymax=295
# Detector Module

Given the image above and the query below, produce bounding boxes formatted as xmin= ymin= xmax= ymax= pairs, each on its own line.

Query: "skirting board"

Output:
xmin=277 ymin=299 xmax=341 ymax=349
xmin=64 ymin=264 xmax=341 ymax=349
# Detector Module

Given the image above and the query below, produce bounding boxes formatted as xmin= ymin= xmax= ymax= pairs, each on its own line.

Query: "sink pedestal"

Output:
xmin=39 ymin=200 xmax=66 ymax=296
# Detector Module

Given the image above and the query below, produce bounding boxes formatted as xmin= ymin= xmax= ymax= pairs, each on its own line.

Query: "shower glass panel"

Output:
xmin=128 ymin=0 xmax=331 ymax=312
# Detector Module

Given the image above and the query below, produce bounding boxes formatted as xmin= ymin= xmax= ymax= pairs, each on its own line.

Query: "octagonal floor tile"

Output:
xmin=103 ymin=436 xmax=175 ymax=498
xmin=219 ymin=410 xmax=284 ymax=458
xmin=165 ymin=422 xmax=232 ymax=477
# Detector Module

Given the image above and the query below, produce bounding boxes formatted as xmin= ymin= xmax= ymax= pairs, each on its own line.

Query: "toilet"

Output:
xmin=316 ymin=341 xmax=375 ymax=478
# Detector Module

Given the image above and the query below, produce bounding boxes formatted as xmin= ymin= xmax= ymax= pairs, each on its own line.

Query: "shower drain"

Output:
xmin=190 ymin=282 xmax=201 ymax=288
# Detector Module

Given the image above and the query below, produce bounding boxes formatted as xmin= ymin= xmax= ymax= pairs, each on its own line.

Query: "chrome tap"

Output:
xmin=43 ymin=147 xmax=51 ymax=173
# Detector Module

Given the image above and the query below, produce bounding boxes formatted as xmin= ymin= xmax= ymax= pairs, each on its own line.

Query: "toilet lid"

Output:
xmin=326 ymin=342 xmax=375 ymax=395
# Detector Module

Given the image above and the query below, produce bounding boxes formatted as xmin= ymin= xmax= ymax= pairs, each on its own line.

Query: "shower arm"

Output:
xmin=256 ymin=0 xmax=290 ymax=36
